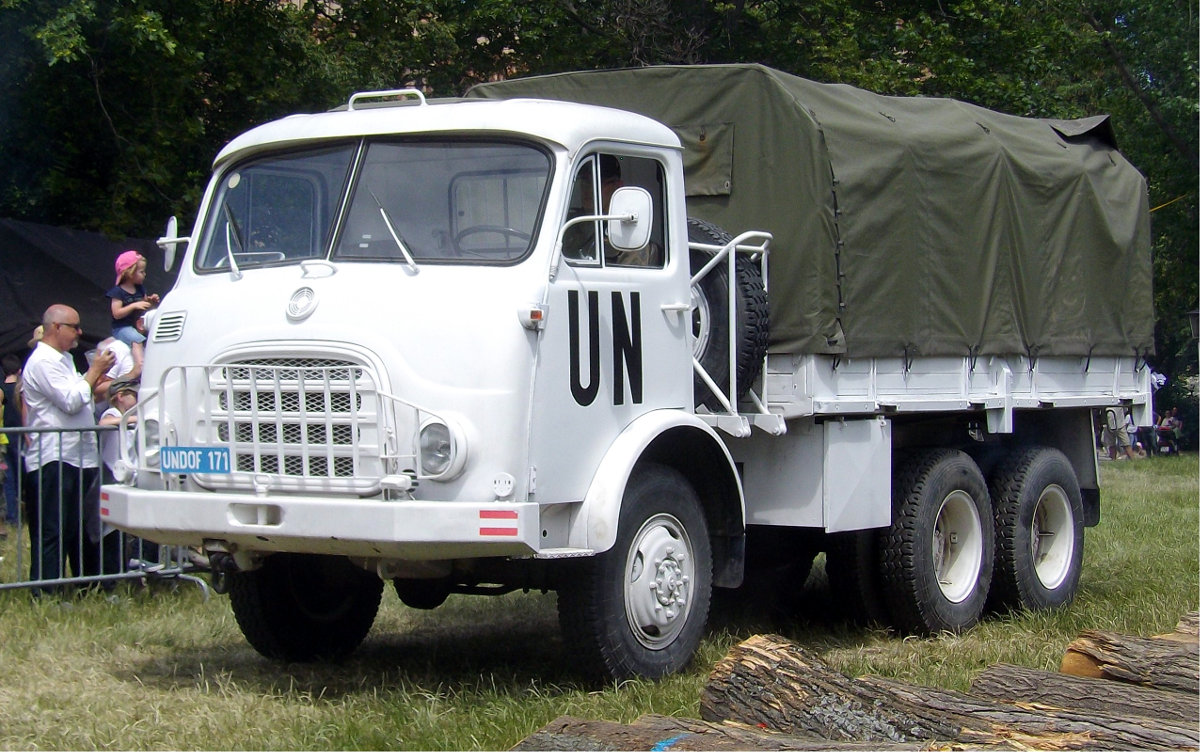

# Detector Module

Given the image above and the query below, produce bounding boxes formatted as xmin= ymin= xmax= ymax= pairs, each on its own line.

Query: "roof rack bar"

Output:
xmin=348 ymin=89 xmax=427 ymax=110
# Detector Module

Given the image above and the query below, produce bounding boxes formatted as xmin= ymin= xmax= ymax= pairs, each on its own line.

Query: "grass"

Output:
xmin=0 ymin=453 xmax=1195 ymax=749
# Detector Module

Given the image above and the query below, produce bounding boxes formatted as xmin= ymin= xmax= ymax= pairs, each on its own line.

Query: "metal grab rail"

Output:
xmin=688 ymin=230 xmax=784 ymax=437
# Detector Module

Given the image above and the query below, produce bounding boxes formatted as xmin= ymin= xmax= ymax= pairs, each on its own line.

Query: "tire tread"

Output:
xmin=881 ymin=449 xmax=993 ymax=635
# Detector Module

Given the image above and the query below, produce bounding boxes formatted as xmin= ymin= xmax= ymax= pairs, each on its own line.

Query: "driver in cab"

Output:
xmin=563 ymin=154 xmax=660 ymax=267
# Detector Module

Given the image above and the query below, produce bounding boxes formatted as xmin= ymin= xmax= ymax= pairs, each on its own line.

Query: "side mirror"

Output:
xmin=606 ymin=186 xmax=653 ymax=252
xmin=156 ymin=216 xmax=191 ymax=272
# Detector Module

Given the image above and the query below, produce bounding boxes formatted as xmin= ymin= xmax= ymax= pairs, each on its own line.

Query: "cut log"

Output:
xmin=860 ymin=675 xmax=1199 ymax=751
xmin=1061 ymin=628 xmax=1199 ymax=693
xmin=701 ymin=634 xmax=1199 ymax=750
xmin=510 ymin=714 xmax=927 ymax=751
xmin=971 ymin=663 xmax=1199 ymax=726
xmin=1158 ymin=611 xmax=1200 ymax=641
xmin=699 ymin=634 xmax=960 ymax=744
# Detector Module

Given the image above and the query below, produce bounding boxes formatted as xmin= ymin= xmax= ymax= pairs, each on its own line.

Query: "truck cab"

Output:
xmin=103 ymin=91 xmax=747 ymax=679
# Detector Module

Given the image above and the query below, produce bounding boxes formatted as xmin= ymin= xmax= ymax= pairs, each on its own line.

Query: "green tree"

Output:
xmin=1 ymin=0 xmax=1193 ymax=421
xmin=0 ymin=0 xmax=338 ymax=236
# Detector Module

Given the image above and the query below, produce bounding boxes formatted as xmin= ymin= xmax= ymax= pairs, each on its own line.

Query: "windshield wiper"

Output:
xmin=370 ymin=191 xmax=419 ymax=274
xmin=221 ymin=200 xmax=245 ymax=280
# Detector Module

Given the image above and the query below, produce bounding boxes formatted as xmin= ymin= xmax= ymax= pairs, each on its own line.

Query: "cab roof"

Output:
xmin=214 ymin=96 xmax=681 ymax=167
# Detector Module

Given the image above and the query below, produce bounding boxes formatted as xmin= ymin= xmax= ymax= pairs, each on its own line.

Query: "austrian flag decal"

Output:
xmin=479 ymin=509 xmax=518 ymax=536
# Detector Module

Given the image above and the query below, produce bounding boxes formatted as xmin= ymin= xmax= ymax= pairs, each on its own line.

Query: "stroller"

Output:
xmin=1156 ymin=426 xmax=1180 ymax=454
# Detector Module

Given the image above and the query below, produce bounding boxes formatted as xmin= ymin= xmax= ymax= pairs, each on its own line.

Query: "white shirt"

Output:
xmin=103 ymin=339 xmax=136 ymax=380
xmin=92 ymin=338 xmax=136 ymax=421
xmin=100 ymin=406 xmax=129 ymax=473
xmin=22 ymin=341 xmax=100 ymax=471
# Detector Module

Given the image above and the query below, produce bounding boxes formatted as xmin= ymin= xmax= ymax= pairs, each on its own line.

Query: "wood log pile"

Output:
xmin=515 ymin=612 xmax=1198 ymax=751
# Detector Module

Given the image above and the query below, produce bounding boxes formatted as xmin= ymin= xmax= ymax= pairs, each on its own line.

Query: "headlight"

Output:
xmin=142 ymin=417 xmax=162 ymax=468
xmin=418 ymin=418 xmax=466 ymax=480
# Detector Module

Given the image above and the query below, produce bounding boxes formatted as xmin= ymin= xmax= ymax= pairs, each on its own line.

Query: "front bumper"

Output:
xmin=100 ymin=485 xmax=541 ymax=560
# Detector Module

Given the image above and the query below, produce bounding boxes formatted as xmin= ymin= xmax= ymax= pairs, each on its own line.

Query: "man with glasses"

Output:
xmin=21 ymin=305 xmax=115 ymax=592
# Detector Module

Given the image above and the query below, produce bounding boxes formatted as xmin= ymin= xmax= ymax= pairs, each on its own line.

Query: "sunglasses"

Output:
xmin=55 ymin=321 xmax=82 ymax=332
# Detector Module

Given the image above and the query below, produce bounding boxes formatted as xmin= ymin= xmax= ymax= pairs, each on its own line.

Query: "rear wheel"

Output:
xmin=988 ymin=446 xmax=1084 ymax=612
xmin=825 ymin=529 xmax=891 ymax=627
xmin=726 ymin=528 xmax=818 ymax=615
xmin=394 ymin=577 xmax=451 ymax=610
xmin=229 ymin=553 xmax=383 ymax=661
xmin=881 ymin=450 xmax=993 ymax=634
xmin=558 ymin=463 xmax=712 ymax=680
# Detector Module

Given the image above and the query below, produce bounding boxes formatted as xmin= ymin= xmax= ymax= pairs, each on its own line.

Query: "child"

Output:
xmin=99 ymin=377 xmax=156 ymax=570
xmin=108 ymin=250 xmax=160 ymax=369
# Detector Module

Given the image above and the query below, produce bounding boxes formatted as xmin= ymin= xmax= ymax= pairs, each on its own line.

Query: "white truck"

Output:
xmin=103 ymin=65 xmax=1154 ymax=680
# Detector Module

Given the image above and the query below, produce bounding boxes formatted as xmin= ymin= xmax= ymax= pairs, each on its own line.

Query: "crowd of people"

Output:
xmin=0 ymin=249 xmax=156 ymax=594
xmin=1098 ymin=403 xmax=1186 ymax=460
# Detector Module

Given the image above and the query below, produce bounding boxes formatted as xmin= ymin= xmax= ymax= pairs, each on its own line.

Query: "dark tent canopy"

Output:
xmin=0 ymin=218 xmax=178 ymax=359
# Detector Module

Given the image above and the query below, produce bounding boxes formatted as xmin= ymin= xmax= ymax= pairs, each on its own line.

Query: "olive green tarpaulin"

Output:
xmin=468 ymin=64 xmax=1154 ymax=358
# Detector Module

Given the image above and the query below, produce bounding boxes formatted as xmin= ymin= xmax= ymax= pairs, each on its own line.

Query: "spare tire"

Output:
xmin=687 ymin=217 xmax=769 ymax=410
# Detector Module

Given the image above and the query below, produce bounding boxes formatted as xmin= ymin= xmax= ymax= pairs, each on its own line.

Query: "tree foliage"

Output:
xmin=1 ymin=0 xmax=1195 ymax=400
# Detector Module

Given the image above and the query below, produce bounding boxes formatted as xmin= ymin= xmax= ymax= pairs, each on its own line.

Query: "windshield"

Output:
xmin=196 ymin=145 xmax=355 ymax=272
xmin=195 ymin=140 xmax=550 ymax=273
xmin=335 ymin=141 xmax=548 ymax=263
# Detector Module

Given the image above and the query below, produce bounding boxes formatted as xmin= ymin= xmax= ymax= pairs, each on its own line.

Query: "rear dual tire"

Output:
xmin=881 ymin=449 xmax=994 ymax=634
xmin=988 ymin=447 xmax=1084 ymax=612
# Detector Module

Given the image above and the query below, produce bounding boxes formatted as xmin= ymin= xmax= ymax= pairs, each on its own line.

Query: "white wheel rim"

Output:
xmin=1031 ymin=484 xmax=1075 ymax=590
xmin=624 ymin=512 xmax=695 ymax=649
xmin=691 ymin=285 xmax=711 ymax=358
xmin=932 ymin=490 xmax=984 ymax=603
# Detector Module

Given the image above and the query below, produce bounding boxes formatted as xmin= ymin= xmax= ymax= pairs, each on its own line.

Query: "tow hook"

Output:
xmin=208 ymin=551 xmax=240 ymax=594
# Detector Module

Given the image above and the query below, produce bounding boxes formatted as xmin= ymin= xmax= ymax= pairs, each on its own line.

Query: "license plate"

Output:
xmin=161 ymin=446 xmax=232 ymax=474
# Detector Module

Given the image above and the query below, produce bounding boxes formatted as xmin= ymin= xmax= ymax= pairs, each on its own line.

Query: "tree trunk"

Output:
xmin=701 ymin=634 xmax=1198 ymax=750
xmin=1162 ymin=610 xmax=1199 ymax=640
xmin=970 ymin=663 xmax=1198 ymax=726
xmin=860 ymin=675 xmax=1198 ymax=750
xmin=1060 ymin=628 xmax=1199 ymax=693
xmin=699 ymin=634 xmax=960 ymax=743
xmin=511 ymin=714 xmax=926 ymax=751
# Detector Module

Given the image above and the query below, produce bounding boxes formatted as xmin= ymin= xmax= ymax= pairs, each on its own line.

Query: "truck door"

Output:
xmin=529 ymin=151 xmax=692 ymax=501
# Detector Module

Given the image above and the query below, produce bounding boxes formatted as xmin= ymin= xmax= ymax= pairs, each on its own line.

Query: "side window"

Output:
xmin=562 ymin=153 xmax=666 ymax=269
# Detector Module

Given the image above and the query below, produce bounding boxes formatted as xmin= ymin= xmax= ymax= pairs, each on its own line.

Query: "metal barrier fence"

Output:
xmin=0 ymin=424 xmax=209 ymax=597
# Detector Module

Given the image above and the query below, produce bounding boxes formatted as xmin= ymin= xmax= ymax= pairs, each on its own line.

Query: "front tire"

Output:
xmin=881 ymin=449 xmax=994 ymax=634
xmin=229 ymin=553 xmax=383 ymax=661
xmin=988 ymin=447 xmax=1084 ymax=612
xmin=558 ymin=463 xmax=713 ymax=680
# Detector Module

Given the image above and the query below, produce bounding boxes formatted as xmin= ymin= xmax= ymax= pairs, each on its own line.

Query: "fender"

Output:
xmin=570 ymin=408 xmax=744 ymax=553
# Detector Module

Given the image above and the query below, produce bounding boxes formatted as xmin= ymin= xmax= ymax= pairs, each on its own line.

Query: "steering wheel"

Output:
xmin=454 ymin=225 xmax=531 ymax=252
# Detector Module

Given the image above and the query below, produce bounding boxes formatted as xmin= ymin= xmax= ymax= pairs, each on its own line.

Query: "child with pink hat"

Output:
xmin=107 ymin=250 xmax=160 ymax=367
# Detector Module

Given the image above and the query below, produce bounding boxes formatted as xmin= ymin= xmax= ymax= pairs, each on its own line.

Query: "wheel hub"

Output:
xmin=933 ymin=490 xmax=983 ymax=604
xmin=1030 ymin=484 xmax=1074 ymax=590
xmin=625 ymin=514 xmax=695 ymax=648
xmin=652 ymin=551 xmax=685 ymax=610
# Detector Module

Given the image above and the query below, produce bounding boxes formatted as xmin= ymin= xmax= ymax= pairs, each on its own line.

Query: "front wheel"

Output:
xmin=558 ymin=463 xmax=713 ymax=680
xmin=988 ymin=446 xmax=1084 ymax=613
xmin=229 ymin=553 xmax=383 ymax=661
xmin=881 ymin=449 xmax=994 ymax=634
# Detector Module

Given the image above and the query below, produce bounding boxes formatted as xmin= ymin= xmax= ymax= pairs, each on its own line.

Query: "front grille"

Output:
xmin=206 ymin=357 xmax=381 ymax=482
